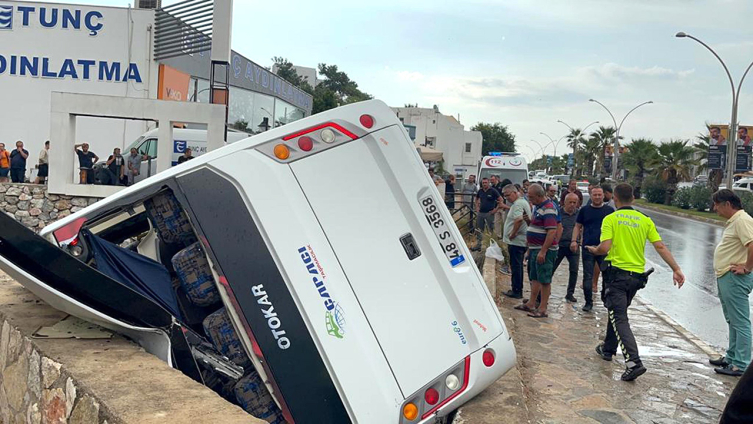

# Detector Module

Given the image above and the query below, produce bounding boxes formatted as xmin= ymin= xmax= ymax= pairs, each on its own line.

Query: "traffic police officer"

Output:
xmin=585 ymin=183 xmax=685 ymax=381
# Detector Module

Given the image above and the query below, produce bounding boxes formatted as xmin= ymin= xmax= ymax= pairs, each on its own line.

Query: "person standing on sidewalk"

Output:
xmin=0 ymin=143 xmax=10 ymax=183
xmin=586 ymin=183 xmax=685 ymax=381
xmin=473 ymin=178 xmax=501 ymax=251
xmin=560 ymin=179 xmax=583 ymax=207
xmin=9 ymin=141 xmax=29 ymax=183
xmin=710 ymin=189 xmax=753 ymax=377
xmin=553 ymin=193 xmax=581 ymax=303
xmin=502 ymin=184 xmax=532 ymax=299
xmin=444 ymin=175 xmax=456 ymax=209
xmin=572 ymin=186 xmax=614 ymax=312
xmin=514 ymin=184 xmax=558 ymax=318
xmin=462 ymin=175 xmax=477 ymax=209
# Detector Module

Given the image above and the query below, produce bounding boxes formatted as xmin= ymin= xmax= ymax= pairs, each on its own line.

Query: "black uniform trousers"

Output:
xmin=601 ymin=267 xmax=643 ymax=367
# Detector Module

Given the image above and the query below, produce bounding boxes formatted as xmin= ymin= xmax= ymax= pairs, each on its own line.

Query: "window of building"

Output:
xmin=465 ymin=143 xmax=472 ymax=153
xmin=425 ymin=137 xmax=436 ymax=148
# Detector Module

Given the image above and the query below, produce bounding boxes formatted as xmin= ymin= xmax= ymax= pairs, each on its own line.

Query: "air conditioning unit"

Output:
xmin=137 ymin=0 xmax=162 ymax=9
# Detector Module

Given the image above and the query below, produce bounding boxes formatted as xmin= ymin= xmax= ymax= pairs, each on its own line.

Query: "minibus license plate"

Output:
xmin=420 ymin=195 xmax=466 ymax=267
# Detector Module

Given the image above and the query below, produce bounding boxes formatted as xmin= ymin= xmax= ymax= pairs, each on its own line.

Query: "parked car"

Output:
xmin=732 ymin=177 xmax=753 ymax=193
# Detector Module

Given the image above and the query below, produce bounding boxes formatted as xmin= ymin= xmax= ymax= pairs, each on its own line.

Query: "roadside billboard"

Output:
xmin=707 ymin=124 xmax=753 ymax=172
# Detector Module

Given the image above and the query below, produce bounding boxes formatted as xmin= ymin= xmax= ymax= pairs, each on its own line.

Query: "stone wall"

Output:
xmin=0 ymin=184 xmax=99 ymax=232
xmin=0 ymin=321 xmax=105 ymax=424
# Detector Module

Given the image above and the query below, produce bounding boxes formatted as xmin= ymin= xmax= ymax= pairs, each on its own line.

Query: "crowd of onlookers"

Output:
xmin=0 ymin=140 xmax=48 ymax=184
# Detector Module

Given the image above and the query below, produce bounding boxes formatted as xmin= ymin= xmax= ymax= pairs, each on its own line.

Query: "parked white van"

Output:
xmin=125 ymin=128 xmax=250 ymax=183
xmin=0 ymin=100 xmax=515 ymax=423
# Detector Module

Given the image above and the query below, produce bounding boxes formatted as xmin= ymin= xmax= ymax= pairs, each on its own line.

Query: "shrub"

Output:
xmin=643 ymin=177 xmax=667 ymax=204
xmin=690 ymin=186 xmax=713 ymax=211
xmin=741 ymin=192 xmax=753 ymax=217
xmin=672 ymin=187 xmax=692 ymax=209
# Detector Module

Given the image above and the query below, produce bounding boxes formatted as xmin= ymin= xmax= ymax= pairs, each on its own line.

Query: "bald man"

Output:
xmin=554 ymin=193 xmax=581 ymax=302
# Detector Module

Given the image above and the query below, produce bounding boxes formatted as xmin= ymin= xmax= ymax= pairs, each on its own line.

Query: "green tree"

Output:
xmin=656 ymin=139 xmax=698 ymax=204
xmin=317 ymin=63 xmax=372 ymax=106
xmin=589 ymin=126 xmax=619 ymax=175
xmin=566 ymin=128 xmax=587 ymax=175
xmin=621 ymin=138 xmax=659 ymax=199
xmin=272 ymin=58 xmax=372 ymax=115
xmin=582 ymin=136 xmax=602 ymax=177
xmin=694 ymin=132 xmax=722 ymax=192
xmin=471 ymin=123 xmax=516 ymax=155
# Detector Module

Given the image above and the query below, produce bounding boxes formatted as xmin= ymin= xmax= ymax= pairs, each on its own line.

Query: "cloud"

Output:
xmin=578 ymin=63 xmax=695 ymax=81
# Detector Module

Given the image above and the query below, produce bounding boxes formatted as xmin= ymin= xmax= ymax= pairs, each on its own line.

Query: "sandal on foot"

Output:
xmin=528 ymin=310 xmax=548 ymax=318
xmin=514 ymin=304 xmax=534 ymax=312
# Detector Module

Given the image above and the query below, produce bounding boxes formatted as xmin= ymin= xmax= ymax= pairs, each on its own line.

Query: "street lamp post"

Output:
xmin=557 ymin=120 xmax=599 ymax=175
xmin=541 ymin=132 xmax=572 ymax=157
xmin=676 ymin=32 xmax=753 ymax=189
xmin=588 ymin=99 xmax=653 ymax=180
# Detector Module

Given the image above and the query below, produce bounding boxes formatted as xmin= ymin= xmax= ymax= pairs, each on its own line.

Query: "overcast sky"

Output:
xmin=30 ymin=0 xmax=753 ymax=160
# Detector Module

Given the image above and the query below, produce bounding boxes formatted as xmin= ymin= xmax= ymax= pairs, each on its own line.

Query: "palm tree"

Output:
xmin=656 ymin=139 xmax=698 ymax=205
xmin=621 ymin=138 xmax=658 ymax=199
xmin=566 ymin=128 xmax=587 ymax=175
xmin=589 ymin=126 xmax=618 ymax=175
xmin=582 ymin=136 xmax=601 ymax=176
xmin=694 ymin=132 xmax=722 ymax=191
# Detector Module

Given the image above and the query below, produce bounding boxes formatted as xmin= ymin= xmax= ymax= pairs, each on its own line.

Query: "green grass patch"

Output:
xmin=634 ymin=199 xmax=726 ymax=222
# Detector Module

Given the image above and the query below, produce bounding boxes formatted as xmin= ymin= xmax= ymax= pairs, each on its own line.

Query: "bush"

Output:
xmin=672 ymin=187 xmax=692 ymax=209
xmin=741 ymin=192 xmax=753 ymax=217
xmin=643 ymin=177 xmax=667 ymax=204
xmin=690 ymin=186 xmax=713 ymax=211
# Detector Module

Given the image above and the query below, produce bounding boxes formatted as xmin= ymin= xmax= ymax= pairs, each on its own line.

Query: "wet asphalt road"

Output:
xmin=637 ymin=207 xmax=752 ymax=351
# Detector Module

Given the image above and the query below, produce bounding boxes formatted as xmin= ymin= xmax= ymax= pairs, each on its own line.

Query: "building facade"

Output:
xmin=392 ymin=105 xmax=483 ymax=178
xmin=0 ymin=0 xmax=312 ymax=181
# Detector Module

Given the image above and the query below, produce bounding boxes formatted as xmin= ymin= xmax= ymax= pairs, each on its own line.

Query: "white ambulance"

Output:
xmin=478 ymin=153 xmax=529 ymax=186
xmin=1 ymin=100 xmax=515 ymax=423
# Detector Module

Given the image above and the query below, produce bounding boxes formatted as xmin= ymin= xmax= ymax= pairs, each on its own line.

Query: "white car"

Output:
xmin=732 ymin=178 xmax=753 ymax=192
xmin=2 ymin=100 xmax=515 ymax=424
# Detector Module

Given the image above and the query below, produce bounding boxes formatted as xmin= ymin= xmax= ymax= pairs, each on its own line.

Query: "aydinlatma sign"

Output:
xmin=0 ymin=2 xmax=143 ymax=83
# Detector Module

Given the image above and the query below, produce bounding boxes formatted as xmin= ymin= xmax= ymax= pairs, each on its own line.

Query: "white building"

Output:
xmin=0 ymin=0 xmax=312 ymax=183
xmin=392 ymin=105 xmax=483 ymax=178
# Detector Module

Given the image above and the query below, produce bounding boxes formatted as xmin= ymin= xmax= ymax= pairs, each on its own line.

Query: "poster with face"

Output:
xmin=738 ymin=126 xmax=753 ymax=146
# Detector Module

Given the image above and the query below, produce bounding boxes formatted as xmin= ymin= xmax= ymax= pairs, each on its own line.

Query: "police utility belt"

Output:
xmin=600 ymin=261 xmax=655 ymax=289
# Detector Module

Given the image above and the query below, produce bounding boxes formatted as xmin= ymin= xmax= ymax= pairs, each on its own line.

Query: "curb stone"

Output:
xmin=635 ymin=296 xmax=721 ymax=358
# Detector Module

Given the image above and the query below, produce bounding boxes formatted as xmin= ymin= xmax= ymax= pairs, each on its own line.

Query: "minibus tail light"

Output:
xmin=445 ymin=374 xmax=460 ymax=391
xmin=483 ymin=349 xmax=495 ymax=367
xmin=298 ymin=136 xmax=313 ymax=151
xmin=321 ymin=129 xmax=336 ymax=143
xmin=359 ymin=114 xmax=374 ymax=129
xmin=424 ymin=388 xmax=439 ymax=405
xmin=273 ymin=144 xmax=290 ymax=160
xmin=403 ymin=403 xmax=418 ymax=421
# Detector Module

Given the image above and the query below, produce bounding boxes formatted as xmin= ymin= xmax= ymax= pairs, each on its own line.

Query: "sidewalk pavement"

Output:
xmin=458 ymin=257 xmax=739 ymax=424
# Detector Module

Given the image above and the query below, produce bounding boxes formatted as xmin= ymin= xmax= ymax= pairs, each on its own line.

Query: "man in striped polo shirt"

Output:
xmin=515 ymin=184 xmax=558 ymax=318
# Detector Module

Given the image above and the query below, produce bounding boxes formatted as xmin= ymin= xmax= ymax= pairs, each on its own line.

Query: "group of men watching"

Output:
xmin=74 ymin=144 xmax=195 ymax=186
xmin=467 ymin=174 xmax=689 ymax=382
xmin=0 ymin=140 xmax=49 ymax=184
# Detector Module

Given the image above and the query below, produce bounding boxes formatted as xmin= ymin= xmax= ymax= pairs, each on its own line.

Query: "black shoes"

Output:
xmin=709 ymin=356 xmax=729 ymax=367
xmin=714 ymin=364 xmax=744 ymax=377
xmin=595 ymin=343 xmax=613 ymax=362
xmin=621 ymin=364 xmax=647 ymax=381
xmin=503 ymin=290 xmax=523 ymax=299
xmin=582 ymin=304 xmax=593 ymax=312
xmin=565 ymin=295 xmax=578 ymax=303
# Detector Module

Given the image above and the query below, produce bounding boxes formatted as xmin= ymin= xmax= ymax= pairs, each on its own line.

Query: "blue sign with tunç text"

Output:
xmin=0 ymin=4 xmax=104 ymax=35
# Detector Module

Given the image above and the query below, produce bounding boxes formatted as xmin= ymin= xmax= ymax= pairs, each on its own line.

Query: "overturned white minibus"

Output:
xmin=0 ymin=100 xmax=515 ymax=423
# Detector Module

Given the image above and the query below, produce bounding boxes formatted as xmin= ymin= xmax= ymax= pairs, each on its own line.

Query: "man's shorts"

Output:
xmin=0 ymin=168 xmax=7 ymax=178
xmin=528 ymin=248 xmax=558 ymax=284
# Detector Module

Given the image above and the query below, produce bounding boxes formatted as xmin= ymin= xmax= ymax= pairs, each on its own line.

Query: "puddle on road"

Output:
xmin=639 ymin=345 xmax=696 ymax=359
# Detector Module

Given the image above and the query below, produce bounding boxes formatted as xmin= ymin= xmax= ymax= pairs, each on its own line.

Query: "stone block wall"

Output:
xmin=0 ymin=184 xmax=99 ymax=232
xmin=0 ymin=321 xmax=107 ymax=424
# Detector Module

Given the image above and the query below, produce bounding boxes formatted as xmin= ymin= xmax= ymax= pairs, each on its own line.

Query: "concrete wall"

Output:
xmin=0 ymin=183 xmax=98 ymax=232
xmin=0 ymin=272 xmax=263 ymax=424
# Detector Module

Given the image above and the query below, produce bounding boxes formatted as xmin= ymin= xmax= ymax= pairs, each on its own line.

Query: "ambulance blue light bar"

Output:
xmin=488 ymin=152 xmax=521 ymax=156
